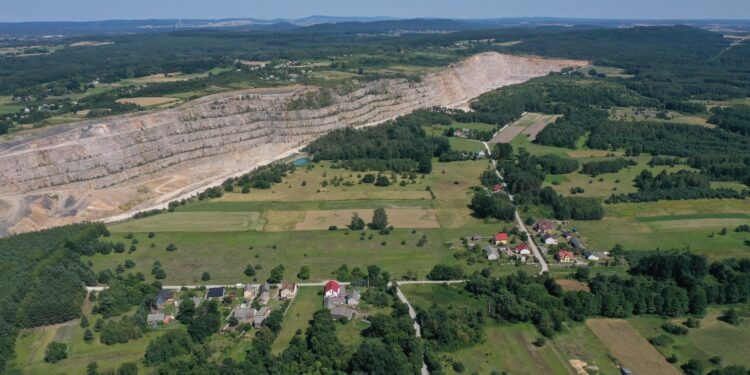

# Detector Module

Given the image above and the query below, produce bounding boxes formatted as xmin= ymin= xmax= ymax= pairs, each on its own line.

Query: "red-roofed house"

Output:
xmin=556 ymin=250 xmax=575 ymax=263
xmin=493 ymin=184 xmax=503 ymax=193
xmin=494 ymin=232 xmax=509 ymax=245
xmin=514 ymin=243 xmax=531 ymax=256
xmin=324 ymin=281 xmax=341 ymax=297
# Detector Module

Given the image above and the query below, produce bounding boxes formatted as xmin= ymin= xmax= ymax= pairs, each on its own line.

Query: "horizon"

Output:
xmin=2 ymin=0 xmax=749 ymax=23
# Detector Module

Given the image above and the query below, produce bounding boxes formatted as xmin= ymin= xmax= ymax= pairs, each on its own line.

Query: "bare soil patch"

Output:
xmin=586 ymin=318 xmax=680 ymax=375
xmin=295 ymin=208 xmax=440 ymax=230
xmin=557 ymin=279 xmax=590 ymax=292
xmin=522 ymin=114 xmax=559 ymax=140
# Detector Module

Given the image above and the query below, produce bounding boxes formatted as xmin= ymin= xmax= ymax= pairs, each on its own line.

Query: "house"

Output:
xmin=493 ymin=184 xmax=503 ymax=193
xmin=561 ymin=231 xmax=573 ymax=240
xmin=206 ymin=287 xmax=225 ymax=300
xmin=253 ymin=307 xmax=270 ymax=328
xmin=514 ymin=243 xmax=531 ymax=256
xmin=476 ymin=150 xmax=486 ymax=159
xmin=556 ymin=250 xmax=575 ymax=263
xmin=324 ymin=280 xmax=341 ymax=298
xmin=258 ymin=291 xmax=271 ymax=305
xmin=484 ymin=245 xmax=500 ymax=261
xmin=453 ymin=129 xmax=466 ymax=138
xmin=494 ymin=232 xmax=509 ymax=245
xmin=330 ymin=306 xmax=355 ymax=320
xmin=470 ymin=235 xmax=482 ymax=242
xmin=346 ymin=289 xmax=361 ymax=306
xmin=233 ymin=307 xmax=256 ymax=324
xmin=535 ymin=220 xmax=554 ymax=233
xmin=244 ymin=284 xmax=257 ymax=301
xmin=325 ymin=295 xmax=346 ymax=309
xmin=543 ymin=235 xmax=558 ymax=246
xmin=569 ymin=238 xmax=583 ymax=249
xmin=147 ymin=313 xmax=166 ymax=327
xmin=279 ymin=283 xmax=298 ymax=299
xmin=583 ymin=251 xmax=600 ymax=261
xmin=155 ymin=290 xmax=175 ymax=308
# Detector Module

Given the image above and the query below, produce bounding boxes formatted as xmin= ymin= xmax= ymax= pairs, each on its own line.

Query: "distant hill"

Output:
xmin=0 ymin=16 xmax=748 ymax=39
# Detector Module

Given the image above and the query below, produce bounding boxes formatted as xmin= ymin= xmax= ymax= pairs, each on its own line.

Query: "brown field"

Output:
xmin=492 ymin=125 xmax=525 ymax=143
xmin=294 ymin=208 xmax=440 ymax=230
xmin=586 ymin=319 xmax=680 ymax=375
xmin=521 ymin=113 xmax=559 ymax=140
xmin=239 ymin=60 xmax=270 ymax=66
xmin=115 ymin=97 xmax=180 ymax=107
xmin=129 ymin=73 xmax=204 ymax=83
xmin=557 ymin=279 xmax=590 ymax=292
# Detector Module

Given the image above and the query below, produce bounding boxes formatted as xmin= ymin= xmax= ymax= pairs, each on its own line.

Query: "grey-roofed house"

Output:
xmin=346 ymin=289 xmax=361 ymax=306
xmin=233 ymin=307 xmax=256 ymax=324
xmin=147 ymin=313 xmax=165 ymax=326
xmin=253 ymin=307 xmax=270 ymax=328
xmin=484 ymin=245 xmax=500 ymax=261
xmin=570 ymin=238 xmax=583 ymax=249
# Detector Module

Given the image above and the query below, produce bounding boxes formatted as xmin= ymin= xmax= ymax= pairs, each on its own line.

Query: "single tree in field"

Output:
xmin=83 ymin=329 xmax=94 ymax=343
xmin=298 ymin=266 xmax=311 ymax=280
xmin=201 ymin=272 xmax=211 ymax=281
xmin=370 ymin=208 xmax=388 ymax=230
xmin=166 ymin=243 xmax=177 ymax=252
xmin=349 ymin=213 xmax=366 ymax=230
xmin=244 ymin=264 xmax=256 ymax=277
xmin=44 ymin=342 xmax=68 ymax=363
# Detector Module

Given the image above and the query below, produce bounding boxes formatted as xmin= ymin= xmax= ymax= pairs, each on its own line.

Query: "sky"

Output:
xmin=1 ymin=0 xmax=749 ymax=22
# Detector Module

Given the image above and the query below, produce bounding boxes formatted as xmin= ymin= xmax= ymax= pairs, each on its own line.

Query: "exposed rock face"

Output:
xmin=0 ymin=52 xmax=585 ymax=235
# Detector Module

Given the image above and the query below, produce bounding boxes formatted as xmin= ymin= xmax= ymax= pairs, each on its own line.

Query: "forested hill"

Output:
xmin=0 ymin=223 xmax=104 ymax=371
xmin=509 ymin=25 xmax=750 ymax=100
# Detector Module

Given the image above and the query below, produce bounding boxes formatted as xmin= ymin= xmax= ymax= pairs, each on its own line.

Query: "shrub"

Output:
xmin=44 ymin=342 xmax=68 ymax=363
xmin=662 ymin=322 xmax=689 ymax=335
xmin=649 ymin=334 xmax=674 ymax=346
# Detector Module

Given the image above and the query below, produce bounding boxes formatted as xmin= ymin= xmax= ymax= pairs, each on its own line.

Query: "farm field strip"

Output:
xmin=586 ymin=318 xmax=680 ymax=375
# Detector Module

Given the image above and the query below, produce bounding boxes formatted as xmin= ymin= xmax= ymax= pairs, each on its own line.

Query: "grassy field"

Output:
xmin=610 ymin=107 xmax=711 ymax=127
xmin=629 ymin=306 xmax=750 ymax=371
xmin=572 ymin=200 xmax=750 ymax=259
xmin=401 ymin=284 xmax=617 ymax=375
xmin=271 ymin=287 xmax=322 ymax=354
xmin=97 ymin=158 xmax=521 ymax=284
xmin=11 ymin=302 xmax=179 ymax=374
xmin=586 ymin=318 xmax=680 ymax=375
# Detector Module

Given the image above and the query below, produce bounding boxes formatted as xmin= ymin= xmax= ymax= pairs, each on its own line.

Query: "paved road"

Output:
xmin=482 ymin=139 xmax=549 ymax=274
xmin=85 ymin=279 xmax=454 ymax=292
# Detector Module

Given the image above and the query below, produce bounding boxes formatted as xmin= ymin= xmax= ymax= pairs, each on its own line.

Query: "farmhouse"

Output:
xmin=556 ymin=250 xmax=576 ymax=263
xmin=484 ymin=245 xmax=500 ymax=260
xmin=147 ymin=313 xmax=166 ymax=327
xmin=535 ymin=220 xmax=554 ymax=233
xmin=279 ymin=283 xmax=298 ymax=299
xmin=155 ymin=289 xmax=175 ymax=308
xmin=543 ymin=234 xmax=558 ymax=245
xmin=583 ymin=250 xmax=600 ymax=261
xmin=244 ymin=284 xmax=257 ymax=301
xmin=233 ymin=307 xmax=256 ymax=324
xmin=514 ymin=243 xmax=531 ymax=256
xmin=324 ymin=280 xmax=341 ymax=297
xmin=570 ymin=237 xmax=583 ymax=249
xmin=207 ymin=287 xmax=225 ymax=300
xmin=494 ymin=232 xmax=509 ymax=245
xmin=253 ymin=307 xmax=270 ymax=328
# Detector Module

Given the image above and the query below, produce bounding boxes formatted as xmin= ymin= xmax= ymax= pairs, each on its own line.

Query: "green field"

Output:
xmin=448 ymin=137 xmax=485 ymax=153
xmin=271 ymin=287 xmax=322 ymax=354
xmin=400 ymin=284 xmax=615 ymax=375
xmin=572 ymin=200 xmax=750 ymax=259
xmin=96 ymin=159 xmax=523 ymax=284
xmin=11 ymin=306 xmax=179 ymax=374
xmin=629 ymin=306 xmax=750 ymax=371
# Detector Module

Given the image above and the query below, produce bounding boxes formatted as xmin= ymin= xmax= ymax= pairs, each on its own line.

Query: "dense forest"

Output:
xmin=0 ymin=223 xmax=105 ymax=371
xmin=305 ymin=110 xmax=453 ymax=173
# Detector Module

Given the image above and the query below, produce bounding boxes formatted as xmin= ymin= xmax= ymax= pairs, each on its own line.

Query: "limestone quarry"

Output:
xmin=0 ymin=52 xmax=585 ymax=235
